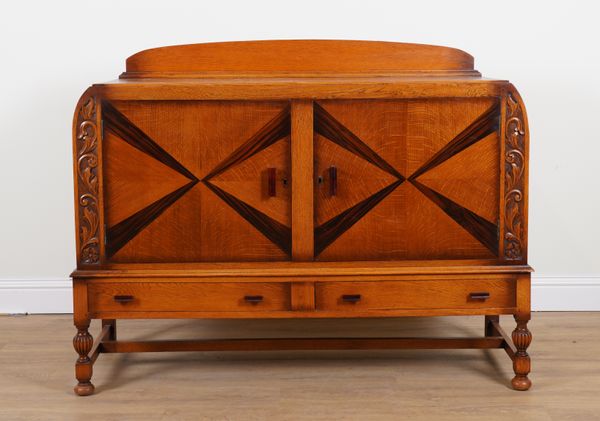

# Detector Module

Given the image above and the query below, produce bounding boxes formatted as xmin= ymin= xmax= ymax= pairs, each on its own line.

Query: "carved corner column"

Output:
xmin=511 ymin=315 xmax=532 ymax=390
xmin=73 ymin=321 xmax=95 ymax=396
xmin=501 ymin=85 xmax=528 ymax=263
xmin=74 ymin=89 xmax=104 ymax=266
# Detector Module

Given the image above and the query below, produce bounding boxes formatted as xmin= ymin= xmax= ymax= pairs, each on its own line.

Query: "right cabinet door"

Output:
xmin=313 ymin=98 xmax=501 ymax=261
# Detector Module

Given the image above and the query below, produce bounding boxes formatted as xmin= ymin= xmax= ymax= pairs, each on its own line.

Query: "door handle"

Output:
xmin=268 ymin=168 xmax=277 ymax=197
xmin=329 ymin=166 xmax=337 ymax=196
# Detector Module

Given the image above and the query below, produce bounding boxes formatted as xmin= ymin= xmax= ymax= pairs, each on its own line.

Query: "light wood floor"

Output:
xmin=0 ymin=313 xmax=599 ymax=421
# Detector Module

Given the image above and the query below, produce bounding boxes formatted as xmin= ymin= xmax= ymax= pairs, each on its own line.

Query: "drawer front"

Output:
xmin=88 ymin=282 xmax=291 ymax=313
xmin=315 ymin=280 xmax=516 ymax=311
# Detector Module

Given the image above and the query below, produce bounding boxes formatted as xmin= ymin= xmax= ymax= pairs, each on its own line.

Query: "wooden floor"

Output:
xmin=0 ymin=313 xmax=599 ymax=420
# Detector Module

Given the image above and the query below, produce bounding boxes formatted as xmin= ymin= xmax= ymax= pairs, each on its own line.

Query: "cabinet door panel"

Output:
xmin=314 ymin=99 xmax=500 ymax=261
xmin=102 ymin=100 xmax=291 ymax=262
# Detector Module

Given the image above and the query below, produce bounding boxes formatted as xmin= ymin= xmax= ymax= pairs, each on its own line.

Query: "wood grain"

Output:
xmin=315 ymin=279 xmax=515 ymax=311
xmin=123 ymin=40 xmax=477 ymax=77
xmin=291 ymin=100 xmax=314 ymax=261
xmin=88 ymin=282 xmax=291 ymax=313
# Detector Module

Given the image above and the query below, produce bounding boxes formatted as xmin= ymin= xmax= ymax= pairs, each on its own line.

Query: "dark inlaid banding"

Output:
xmin=409 ymin=101 xmax=500 ymax=180
xmin=102 ymin=101 xmax=198 ymax=181
xmin=203 ymin=106 xmax=291 ymax=181
xmin=315 ymin=180 xmax=403 ymax=256
xmin=106 ymin=180 xmax=198 ymax=258
xmin=204 ymin=181 xmax=291 ymax=255
xmin=314 ymin=102 xmax=404 ymax=180
xmin=410 ymin=180 xmax=498 ymax=255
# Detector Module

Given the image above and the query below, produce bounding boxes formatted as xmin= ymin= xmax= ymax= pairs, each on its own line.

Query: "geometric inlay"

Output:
xmin=209 ymin=137 xmax=290 ymax=226
xmin=203 ymin=182 xmax=292 ymax=255
xmin=314 ymin=99 xmax=501 ymax=258
xmin=202 ymin=106 xmax=292 ymax=255
xmin=102 ymin=101 xmax=198 ymax=181
xmin=411 ymin=180 xmax=499 ymax=255
xmin=313 ymin=103 xmax=406 ymax=256
xmin=315 ymin=179 xmax=404 ymax=256
xmin=314 ymin=134 xmax=399 ymax=225
xmin=106 ymin=180 xmax=197 ymax=258
xmin=314 ymin=102 xmax=404 ymax=180
xmin=408 ymin=101 xmax=500 ymax=180
xmin=103 ymin=130 xmax=194 ymax=226
xmin=203 ymin=106 xmax=291 ymax=180
xmin=415 ymin=132 xmax=499 ymax=223
xmin=102 ymin=101 xmax=199 ymax=258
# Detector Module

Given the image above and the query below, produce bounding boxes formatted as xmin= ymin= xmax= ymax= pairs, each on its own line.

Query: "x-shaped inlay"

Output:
xmin=314 ymin=101 xmax=500 ymax=256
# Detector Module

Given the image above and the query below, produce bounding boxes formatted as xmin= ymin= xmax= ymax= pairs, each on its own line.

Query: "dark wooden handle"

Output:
xmin=113 ymin=295 xmax=134 ymax=303
xmin=342 ymin=294 xmax=361 ymax=303
xmin=268 ymin=168 xmax=276 ymax=197
xmin=469 ymin=292 xmax=490 ymax=301
xmin=329 ymin=166 xmax=337 ymax=196
xmin=244 ymin=295 xmax=264 ymax=304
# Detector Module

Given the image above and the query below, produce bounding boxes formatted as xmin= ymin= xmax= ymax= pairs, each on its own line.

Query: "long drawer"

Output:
xmin=315 ymin=279 xmax=516 ymax=311
xmin=88 ymin=282 xmax=291 ymax=313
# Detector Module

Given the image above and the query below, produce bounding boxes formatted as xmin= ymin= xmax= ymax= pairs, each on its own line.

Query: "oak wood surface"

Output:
xmin=88 ymin=282 xmax=291 ymax=313
xmin=123 ymin=40 xmax=477 ymax=77
xmin=315 ymin=280 xmax=516 ymax=311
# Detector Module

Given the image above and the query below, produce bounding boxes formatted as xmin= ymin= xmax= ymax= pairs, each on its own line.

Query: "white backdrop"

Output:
xmin=1 ymin=0 xmax=599 ymax=312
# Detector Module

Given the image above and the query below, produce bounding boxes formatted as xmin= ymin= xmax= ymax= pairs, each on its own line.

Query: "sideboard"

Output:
xmin=71 ymin=40 xmax=532 ymax=395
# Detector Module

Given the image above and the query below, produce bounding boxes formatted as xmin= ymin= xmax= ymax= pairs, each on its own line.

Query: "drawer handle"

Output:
xmin=244 ymin=295 xmax=264 ymax=304
xmin=469 ymin=292 xmax=490 ymax=301
xmin=113 ymin=295 xmax=134 ymax=303
xmin=268 ymin=168 xmax=277 ymax=197
xmin=329 ymin=166 xmax=337 ymax=196
xmin=342 ymin=294 xmax=361 ymax=303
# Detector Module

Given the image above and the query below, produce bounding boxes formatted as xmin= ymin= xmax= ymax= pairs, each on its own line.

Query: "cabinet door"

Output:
xmin=313 ymin=99 xmax=501 ymax=261
xmin=102 ymin=100 xmax=291 ymax=262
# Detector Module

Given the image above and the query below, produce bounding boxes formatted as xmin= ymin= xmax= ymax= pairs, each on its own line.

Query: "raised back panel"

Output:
xmin=102 ymin=100 xmax=292 ymax=263
xmin=314 ymin=98 xmax=501 ymax=261
xmin=122 ymin=40 xmax=478 ymax=78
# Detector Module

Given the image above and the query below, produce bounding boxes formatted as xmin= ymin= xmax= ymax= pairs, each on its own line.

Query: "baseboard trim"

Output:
xmin=0 ymin=276 xmax=598 ymax=314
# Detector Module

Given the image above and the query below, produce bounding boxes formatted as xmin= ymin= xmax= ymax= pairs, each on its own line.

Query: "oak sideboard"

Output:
xmin=71 ymin=40 xmax=532 ymax=395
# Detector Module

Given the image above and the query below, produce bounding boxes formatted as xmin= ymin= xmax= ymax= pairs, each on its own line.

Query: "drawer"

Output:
xmin=88 ymin=282 xmax=291 ymax=313
xmin=315 ymin=279 xmax=516 ymax=311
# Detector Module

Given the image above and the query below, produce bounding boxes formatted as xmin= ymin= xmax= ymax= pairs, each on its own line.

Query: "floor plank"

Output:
xmin=0 ymin=313 xmax=599 ymax=420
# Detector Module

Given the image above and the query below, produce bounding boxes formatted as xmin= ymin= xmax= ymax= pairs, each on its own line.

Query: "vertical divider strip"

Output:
xmin=291 ymin=99 xmax=314 ymax=261
xmin=291 ymin=100 xmax=316 ymax=310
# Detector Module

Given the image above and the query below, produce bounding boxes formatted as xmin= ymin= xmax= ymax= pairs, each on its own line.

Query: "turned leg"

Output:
xmin=102 ymin=319 xmax=117 ymax=341
xmin=511 ymin=315 xmax=532 ymax=391
xmin=73 ymin=320 xmax=95 ymax=396
xmin=485 ymin=315 xmax=499 ymax=337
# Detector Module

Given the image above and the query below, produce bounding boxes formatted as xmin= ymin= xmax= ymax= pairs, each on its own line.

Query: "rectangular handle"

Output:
xmin=329 ymin=166 xmax=337 ymax=196
xmin=341 ymin=294 xmax=361 ymax=303
xmin=469 ymin=292 xmax=490 ymax=301
xmin=244 ymin=295 xmax=264 ymax=304
xmin=268 ymin=168 xmax=276 ymax=197
xmin=113 ymin=295 xmax=134 ymax=303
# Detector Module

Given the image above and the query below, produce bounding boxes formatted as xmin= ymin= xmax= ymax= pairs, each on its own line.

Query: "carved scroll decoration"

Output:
xmin=504 ymin=92 xmax=526 ymax=260
xmin=76 ymin=97 xmax=100 ymax=264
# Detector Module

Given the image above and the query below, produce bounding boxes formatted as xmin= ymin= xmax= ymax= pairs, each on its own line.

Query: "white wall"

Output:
xmin=0 ymin=0 xmax=599 ymax=312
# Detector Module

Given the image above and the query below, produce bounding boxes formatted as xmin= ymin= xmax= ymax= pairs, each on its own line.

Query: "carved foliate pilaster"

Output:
xmin=503 ymin=90 xmax=527 ymax=261
xmin=75 ymin=96 xmax=101 ymax=264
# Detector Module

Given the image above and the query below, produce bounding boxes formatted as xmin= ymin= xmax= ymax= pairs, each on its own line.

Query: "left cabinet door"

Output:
xmin=101 ymin=100 xmax=292 ymax=262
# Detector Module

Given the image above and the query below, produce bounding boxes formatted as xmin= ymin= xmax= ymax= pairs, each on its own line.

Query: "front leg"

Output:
xmin=73 ymin=320 xmax=95 ymax=396
xmin=511 ymin=315 xmax=532 ymax=390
